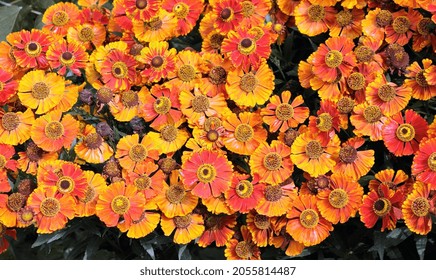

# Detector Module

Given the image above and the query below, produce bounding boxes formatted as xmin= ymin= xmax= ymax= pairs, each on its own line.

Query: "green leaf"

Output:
xmin=0 ymin=5 xmax=22 ymax=41
xmin=415 ymin=235 xmax=427 ymax=260
xmin=370 ymin=231 xmax=386 ymax=260
xmin=31 ymin=230 xmax=68 ymax=248
xmin=178 ymin=244 xmax=191 ymax=260
xmin=139 ymin=240 xmax=156 ymax=260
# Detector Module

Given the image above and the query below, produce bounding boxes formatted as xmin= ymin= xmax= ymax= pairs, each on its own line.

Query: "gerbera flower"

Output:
xmin=246 ymin=210 xmax=273 ymax=247
xmin=100 ymin=49 xmax=137 ymax=92
xmin=226 ymin=59 xmax=274 ymax=108
xmin=202 ymin=194 xmax=235 ymax=215
xmin=412 ymin=138 xmax=436 ymax=189
xmin=291 ymin=131 xmax=340 ymax=178
xmin=382 ymin=109 xmax=428 ymax=157
xmin=109 ymin=87 xmax=147 ymax=122
xmin=221 ymin=26 xmax=271 ymax=72
xmin=212 ymin=0 xmax=243 ymax=34
xmin=333 ymin=137 xmax=375 ymax=180
xmin=294 ymin=0 xmax=336 ymax=37
xmin=0 ymin=192 xmax=27 ymax=227
xmin=46 ymin=39 xmax=89 ymax=76
xmin=0 ymin=68 xmax=18 ymax=105
xmin=167 ymin=50 xmax=202 ymax=92
xmin=198 ymin=214 xmax=237 ymax=247
xmin=154 ymin=170 xmax=198 ymax=218
xmin=402 ymin=181 xmax=432 ymax=235
xmin=225 ymin=173 xmax=265 ymax=214
xmin=16 ymin=141 xmax=58 ymax=176
xmin=222 ymin=111 xmax=267 ymax=156
xmin=329 ymin=8 xmax=364 ymax=39
xmin=311 ymin=36 xmax=356 ymax=83
xmin=404 ymin=58 xmax=436 ymax=101
xmin=359 ymin=183 xmax=403 ymax=231
xmin=161 ymin=213 xmax=205 ymax=244
xmin=123 ymin=0 xmax=161 ymax=21
xmin=162 ymin=0 xmax=205 ymax=36
xmin=316 ymin=173 xmax=363 ymax=224
xmin=286 ymin=194 xmax=333 ymax=246
xmin=0 ymin=108 xmax=34 ymax=146
xmin=42 ymin=2 xmax=80 ymax=37
xmin=0 ymin=222 xmax=16 ymax=254
xmin=67 ymin=23 xmax=107 ymax=51
xmin=199 ymin=52 xmax=233 ymax=97
xmin=148 ymin=123 xmax=190 ymax=154
xmin=115 ymin=133 xmax=160 ymax=173
xmin=384 ymin=9 xmax=421 ymax=46
xmin=179 ymin=87 xmax=229 ymax=127
xmin=365 ymin=74 xmax=411 ymax=117
xmin=17 ymin=70 xmax=65 ymax=115
xmin=261 ymin=90 xmax=309 ymax=133
xmin=350 ymin=102 xmax=387 ymax=141
xmin=361 ymin=8 xmax=392 ymax=42
xmin=11 ymin=29 xmax=52 ymax=70
xmin=132 ymin=10 xmax=177 ymax=42
xmin=308 ymin=100 xmax=340 ymax=142
xmin=74 ymin=124 xmax=114 ymax=164
xmin=135 ymin=41 xmax=177 ymax=83
xmin=191 ymin=116 xmax=226 ymax=151
xmin=249 ymin=140 xmax=293 ymax=185
xmin=181 ymin=149 xmax=233 ymax=199
xmin=95 ymin=181 xmax=145 ymax=228
xmin=75 ymin=170 xmax=107 ymax=218
xmin=225 ymin=225 xmax=261 ymax=260
xmin=30 ymin=110 xmax=79 ymax=152
xmin=27 ymin=186 xmax=76 ymax=234
xmin=256 ymin=181 xmax=298 ymax=217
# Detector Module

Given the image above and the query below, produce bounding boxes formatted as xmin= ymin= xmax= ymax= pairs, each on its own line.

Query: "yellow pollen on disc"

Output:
xmin=263 ymin=152 xmax=282 ymax=171
xmin=111 ymin=195 xmax=130 ymax=215
xmin=78 ymin=187 xmax=96 ymax=203
xmin=354 ymin=46 xmax=374 ymax=63
xmin=325 ymin=50 xmax=343 ymax=68
xmin=177 ymin=65 xmax=196 ymax=82
xmin=411 ymin=197 xmax=430 ymax=217
xmin=161 ymin=124 xmax=178 ymax=142
xmin=166 ymin=184 xmax=186 ymax=204
xmin=316 ymin=113 xmax=333 ymax=132
xmin=264 ymin=185 xmax=282 ymax=202
xmin=1 ymin=112 xmax=20 ymax=131
xmin=307 ymin=5 xmax=325 ymax=22
xmin=235 ymin=180 xmax=254 ymax=198
xmin=396 ymin=123 xmax=415 ymax=142
xmin=52 ymin=10 xmax=70 ymax=26
xmin=363 ymin=105 xmax=382 ymax=123
xmin=173 ymin=3 xmax=189 ymax=19
xmin=253 ymin=214 xmax=270 ymax=230
xmin=415 ymin=70 xmax=429 ymax=87
xmin=427 ymin=152 xmax=436 ymax=171
xmin=40 ymin=197 xmax=61 ymax=217
xmin=0 ymin=155 xmax=6 ymax=169
xmin=84 ymin=132 xmax=103 ymax=149
xmin=376 ymin=10 xmax=393 ymax=27
xmin=196 ymin=164 xmax=217 ymax=183
xmin=134 ymin=175 xmax=151 ymax=191
xmin=378 ymin=84 xmax=396 ymax=102
xmin=56 ymin=176 xmax=75 ymax=194
xmin=121 ymin=90 xmax=139 ymax=107
xmin=153 ymin=96 xmax=171 ymax=115
xmin=234 ymin=123 xmax=254 ymax=142
xmin=31 ymin=82 xmax=50 ymax=100
xmin=347 ymin=72 xmax=365 ymax=91
xmin=336 ymin=10 xmax=353 ymax=27
xmin=337 ymin=97 xmax=355 ymax=114
xmin=238 ymin=38 xmax=256 ymax=55
xmin=7 ymin=193 xmax=26 ymax=212
xmin=60 ymin=51 xmax=75 ymax=66
xmin=25 ymin=42 xmax=42 ymax=57
xmin=129 ymin=144 xmax=148 ymax=162
xmin=373 ymin=198 xmax=392 ymax=217
xmin=173 ymin=215 xmax=192 ymax=228
xmin=112 ymin=61 xmax=128 ymax=79
xmin=328 ymin=189 xmax=349 ymax=208
xmin=305 ymin=140 xmax=324 ymax=159
xmin=147 ymin=17 xmax=163 ymax=31
xmin=276 ymin=103 xmax=294 ymax=121
xmin=191 ymin=94 xmax=210 ymax=113
xmin=392 ymin=16 xmax=411 ymax=34
xmin=78 ymin=27 xmax=94 ymax=42
xmin=209 ymin=33 xmax=224 ymax=50
xmin=235 ymin=241 xmax=253 ymax=259
xmin=417 ymin=18 xmax=431 ymax=36
xmin=299 ymin=209 xmax=319 ymax=229
xmin=339 ymin=145 xmax=358 ymax=163
xmin=45 ymin=121 xmax=64 ymax=140
xmin=239 ymin=73 xmax=257 ymax=93
xmin=241 ymin=1 xmax=255 ymax=17
xmin=208 ymin=66 xmax=227 ymax=85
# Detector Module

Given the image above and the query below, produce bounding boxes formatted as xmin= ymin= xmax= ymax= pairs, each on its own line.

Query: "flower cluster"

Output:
xmin=1 ymin=0 xmax=436 ymax=259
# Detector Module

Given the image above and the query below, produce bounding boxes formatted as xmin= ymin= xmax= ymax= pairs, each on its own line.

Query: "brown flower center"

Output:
xmin=52 ymin=10 xmax=69 ymax=26
xmin=60 ymin=51 xmax=75 ymax=66
xmin=7 ymin=193 xmax=26 ymax=212
xmin=161 ymin=124 xmax=178 ymax=142
xmin=26 ymin=142 xmax=42 ymax=162
xmin=264 ymin=185 xmax=282 ymax=202
xmin=328 ymin=189 xmax=349 ymax=209
xmin=339 ymin=145 xmax=358 ymax=163
xmin=153 ymin=96 xmax=171 ymax=115
xmin=337 ymin=97 xmax=355 ymax=114
xmin=253 ymin=214 xmax=270 ymax=230
xmin=78 ymin=27 xmax=94 ymax=42
xmin=235 ymin=241 xmax=254 ymax=259
xmin=299 ymin=209 xmax=319 ymax=229
xmin=415 ymin=70 xmax=429 ymax=87
xmin=241 ymin=1 xmax=255 ymax=17
xmin=220 ymin=7 xmax=233 ymax=21
xmin=136 ymin=0 xmax=148 ymax=9
xmin=363 ymin=105 xmax=382 ymax=123
xmin=134 ymin=175 xmax=151 ymax=191
xmin=239 ymin=73 xmax=257 ymax=92
xmin=325 ymin=50 xmax=343 ymax=68
xmin=56 ymin=176 xmax=75 ymax=194
xmin=206 ymin=129 xmax=219 ymax=142
xmin=112 ymin=61 xmax=128 ymax=79
xmin=129 ymin=144 xmax=148 ymax=162
xmin=396 ymin=123 xmax=415 ymax=142
xmin=166 ymin=184 xmax=186 ymax=204
xmin=174 ymin=215 xmax=192 ymax=228
xmin=428 ymin=152 xmax=436 ymax=171
xmin=378 ymin=84 xmax=396 ymax=102
xmin=234 ymin=123 xmax=254 ymax=142
xmin=196 ymin=164 xmax=216 ymax=183
xmin=151 ymin=55 xmax=164 ymax=68
xmin=209 ymin=33 xmax=224 ymax=50
xmin=336 ymin=10 xmax=353 ymax=27
xmin=373 ymin=198 xmax=391 ymax=217
xmin=316 ymin=113 xmax=333 ymax=132
xmin=97 ymin=87 xmax=113 ymax=104
xmin=238 ymin=38 xmax=256 ymax=55
xmin=392 ymin=16 xmax=410 ymax=34
xmin=25 ymin=42 xmax=42 ymax=57
xmin=276 ymin=103 xmax=294 ymax=121
xmin=204 ymin=117 xmax=222 ymax=131
xmin=177 ymin=65 xmax=196 ymax=82
xmin=209 ymin=66 xmax=227 ymax=85
xmin=40 ymin=197 xmax=61 ymax=217
xmin=417 ymin=18 xmax=432 ymax=35
xmin=354 ymin=46 xmax=374 ymax=63
xmin=376 ymin=10 xmax=393 ymax=27
xmin=103 ymin=159 xmax=121 ymax=178
xmin=307 ymin=5 xmax=325 ymax=22
xmin=235 ymin=180 xmax=254 ymax=198
xmin=84 ymin=132 xmax=103 ymax=149
xmin=305 ymin=140 xmax=324 ymax=159
xmin=263 ymin=152 xmax=282 ymax=171
xmin=147 ymin=17 xmax=163 ymax=31
xmin=347 ymin=72 xmax=365 ymax=91
xmin=31 ymin=82 xmax=50 ymax=100
xmin=111 ymin=195 xmax=130 ymax=215
xmin=173 ymin=3 xmax=189 ymax=19
xmin=1 ymin=112 xmax=20 ymax=131
xmin=45 ymin=121 xmax=64 ymax=139
xmin=411 ymin=197 xmax=430 ymax=217
xmin=121 ymin=90 xmax=139 ymax=107
xmin=192 ymin=94 xmax=210 ymax=113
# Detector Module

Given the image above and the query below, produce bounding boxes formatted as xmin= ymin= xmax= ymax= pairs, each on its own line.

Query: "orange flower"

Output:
xmin=269 ymin=216 xmax=305 ymax=257
xmin=202 ymin=194 xmax=235 ymax=215
xmin=225 ymin=225 xmax=261 ymax=260
xmin=0 ymin=144 xmax=17 ymax=174
xmin=10 ymin=29 xmax=52 ymax=70
xmin=0 ymin=222 xmax=16 ymax=254
xmin=0 ymin=68 xmax=18 ymax=105
xmin=191 ymin=116 xmax=227 ymax=151
xmin=277 ymin=0 xmax=300 ymax=16
xmin=181 ymin=149 xmax=233 ymax=198
xmin=261 ymin=91 xmax=309 ymax=133
xmin=223 ymin=111 xmax=267 ymax=156
xmin=291 ymin=131 xmax=340 ymax=178
xmin=75 ymin=170 xmax=107 ymax=218
xmin=74 ymin=124 xmax=114 ymax=164
xmin=286 ymin=194 xmax=333 ymax=247
xmin=308 ymin=100 xmax=340 ymax=143
xmin=256 ymin=182 xmax=298 ymax=217
xmin=198 ymin=52 xmax=233 ymax=98
xmin=382 ymin=109 xmax=428 ymax=157
xmin=240 ymin=0 xmax=272 ymax=27
xmin=412 ymin=17 xmax=436 ymax=52
xmin=402 ymin=182 xmax=432 ymax=235
xmin=42 ymin=2 xmax=80 ymax=37
xmin=359 ymin=183 xmax=403 ymax=231
xmin=30 ymin=110 xmax=79 ymax=152
xmin=118 ymin=209 xmax=160 ymax=239
xmin=27 ymin=186 xmax=76 ymax=234
xmin=0 ymin=192 xmax=27 ymax=227
xmin=316 ymin=173 xmax=364 ymax=224
xmin=294 ymin=0 xmax=336 ymax=37
xmin=132 ymin=10 xmax=177 ymax=42
xmin=108 ymin=87 xmax=147 ymax=122
xmin=167 ymin=50 xmax=202 ymax=92
xmin=95 ymin=181 xmax=145 ymax=228
xmin=212 ymin=0 xmax=243 ymax=34
xmin=361 ymin=8 xmax=392 ymax=42
xmin=0 ymin=108 xmax=34 ymax=146
xmin=225 ymin=173 xmax=265 ymax=214
xmin=100 ymin=49 xmax=137 ymax=92
xmin=154 ymin=170 xmax=198 ymax=218
xmin=67 ymin=23 xmax=107 ymax=51
xmin=311 ymin=36 xmax=356 ymax=83
xmin=249 ymin=140 xmax=294 ymax=185
xmin=404 ymin=59 xmax=436 ymax=101
xmin=354 ymin=36 xmax=386 ymax=75
xmin=350 ymin=102 xmax=387 ymax=141
xmin=17 ymin=141 xmax=58 ymax=176
xmin=199 ymin=13 xmax=225 ymax=53
xmin=0 ymin=40 xmax=17 ymax=72
xmin=161 ymin=213 xmax=205 ymax=244
xmin=147 ymin=123 xmax=190 ymax=154
xmin=162 ymin=0 xmax=205 ymax=36
xmin=198 ymin=214 xmax=237 ymax=247
xmin=412 ymin=138 xmax=436 ymax=189
xmin=329 ymin=8 xmax=364 ymax=39
xmin=384 ymin=9 xmax=421 ymax=46
xmin=333 ymin=137 xmax=375 ymax=180
xmin=368 ymin=169 xmax=410 ymax=195
xmin=46 ymin=39 xmax=89 ymax=76
xmin=246 ymin=210 xmax=273 ymax=247
xmin=124 ymin=0 xmax=161 ymax=21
